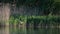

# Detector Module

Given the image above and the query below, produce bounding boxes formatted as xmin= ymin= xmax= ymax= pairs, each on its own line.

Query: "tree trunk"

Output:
xmin=0 ymin=3 xmax=10 ymax=26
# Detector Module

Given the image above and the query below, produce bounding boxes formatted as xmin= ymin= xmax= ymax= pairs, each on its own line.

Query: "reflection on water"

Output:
xmin=0 ymin=26 xmax=60 ymax=34
xmin=0 ymin=27 xmax=9 ymax=34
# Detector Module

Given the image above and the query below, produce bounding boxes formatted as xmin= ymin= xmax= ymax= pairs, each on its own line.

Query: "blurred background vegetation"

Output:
xmin=0 ymin=0 xmax=60 ymax=26
xmin=0 ymin=0 xmax=60 ymax=15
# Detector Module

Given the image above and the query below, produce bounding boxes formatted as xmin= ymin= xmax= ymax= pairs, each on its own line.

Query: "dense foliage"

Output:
xmin=0 ymin=0 xmax=60 ymax=15
xmin=9 ymin=15 xmax=60 ymax=25
xmin=0 ymin=0 xmax=54 ymax=6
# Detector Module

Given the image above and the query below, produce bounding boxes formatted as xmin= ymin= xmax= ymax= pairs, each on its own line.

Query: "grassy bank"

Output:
xmin=9 ymin=15 xmax=60 ymax=25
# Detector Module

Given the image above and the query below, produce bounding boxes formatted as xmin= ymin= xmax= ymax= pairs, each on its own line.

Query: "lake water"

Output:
xmin=0 ymin=26 xmax=60 ymax=34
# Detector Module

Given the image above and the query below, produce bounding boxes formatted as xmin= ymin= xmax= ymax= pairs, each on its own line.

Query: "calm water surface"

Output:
xmin=0 ymin=26 xmax=60 ymax=34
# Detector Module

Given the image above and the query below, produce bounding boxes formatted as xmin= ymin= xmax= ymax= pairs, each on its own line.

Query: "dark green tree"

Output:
xmin=0 ymin=0 xmax=57 ymax=15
